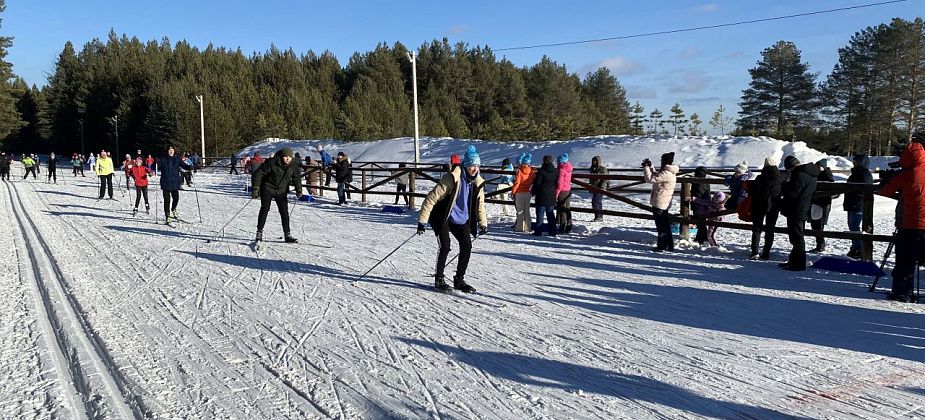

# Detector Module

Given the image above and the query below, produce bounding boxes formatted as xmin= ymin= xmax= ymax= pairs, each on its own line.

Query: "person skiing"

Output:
xmin=748 ymin=158 xmax=783 ymax=260
xmin=95 ymin=150 xmax=115 ymax=199
xmin=251 ymin=147 xmax=303 ymax=243
xmin=532 ymin=155 xmax=559 ymax=236
xmin=71 ymin=153 xmax=83 ymax=177
xmin=180 ymin=153 xmax=194 ymax=187
xmin=779 ymin=156 xmax=818 ymax=271
xmin=555 ymin=153 xmax=574 ymax=234
xmin=122 ymin=154 xmax=134 ymax=189
xmin=0 ymin=152 xmax=10 ymax=181
xmin=88 ymin=153 xmax=96 ymax=173
xmin=844 ymin=154 xmax=873 ymax=259
xmin=21 ymin=154 xmax=37 ymax=179
xmin=589 ymin=156 xmax=609 ymax=222
xmin=643 ymin=152 xmax=679 ymax=252
xmin=511 ymin=153 xmax=536 ymax=232
xmin=158 ymin=146 xmax=193 ymax=224
xmin=128 ymin=156 xmax=152 ymax=215
xmin=46 ymin=152 xmax=58 ymax=183
xmin=417 ymin=145 xmax=488 ymax=293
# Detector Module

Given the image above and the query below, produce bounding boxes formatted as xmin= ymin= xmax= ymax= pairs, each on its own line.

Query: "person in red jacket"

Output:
xmin=128 ymin=156 xmax=153 ymax=215
xmin=878 ymin=136 xmax=925 ymax=303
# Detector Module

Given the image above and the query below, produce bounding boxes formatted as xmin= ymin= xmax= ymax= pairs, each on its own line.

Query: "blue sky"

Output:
xmin=3 ymin=0 xmax=921 ymax=135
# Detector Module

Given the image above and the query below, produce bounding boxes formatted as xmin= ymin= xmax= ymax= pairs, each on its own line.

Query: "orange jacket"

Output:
xmin=510 ymin=165 xmax=536 ymax=194
xmin=880 ymin=142 xmax=925 ymax=229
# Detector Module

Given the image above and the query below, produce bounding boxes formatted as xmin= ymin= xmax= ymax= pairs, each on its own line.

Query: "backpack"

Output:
xmin=737 ymin=196 xmax=753 ymax=222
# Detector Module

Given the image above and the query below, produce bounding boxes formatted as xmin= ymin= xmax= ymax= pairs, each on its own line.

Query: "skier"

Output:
xmin=589 ymin=156 xmax=609 ymax=222
xmin=71 ymin=153 xmax=84 ymax=177
xmin=416 ymin=145 xmax=488 ymax=293
xmin=158 ymin=146 xmax=193 ymax=224
xmin=0 ymin=152 xmax=10 ymax=181
xmin=511 ymin=153 xmax=536 ymax=232
xmin=21 ymin=154 xmax=37 ymax=179
xmin=555 ymin=153 xmax=574 ymax=234
xmin=88 ymin=153 xmax=96 ymax=173
xmin=779 ymin=156 xmax=818 ymax=271
xmin=643 ymin=152 xmax=679 ymax=252
xmin=96 ymin=150 xmax=115 ymax=199
xmin=748 ymin=158 xmax=783 ymax=260
xmin=46 ymin=152 xmax=58 ymax=183
xmin=128 ymin=156 xmax=152 ymax=215
xmin=251 ymin=147 xmax=303 ymax=243
xmin=532 ymin=155 xmax=559 ymax=236
xmin=180 ymin=153 xmax=194 ymax=187
xmin=122 ymin=154 xmax=134 ymax=189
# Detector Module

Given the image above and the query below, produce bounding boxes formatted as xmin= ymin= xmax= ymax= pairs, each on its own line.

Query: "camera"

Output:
xmin=641 ymin=158 xmax=652 ymax=168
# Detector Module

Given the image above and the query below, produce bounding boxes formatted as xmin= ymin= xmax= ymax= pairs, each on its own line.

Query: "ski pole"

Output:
xmin=443 ymin=235 xmax=480 ymax=269
xmin=357 ymin=232 xmax=417 ymax=281
xmin=194 ymin=184 xmax=203 ymax=223
xmin=217 ymin=198 xmax=254 ymax=239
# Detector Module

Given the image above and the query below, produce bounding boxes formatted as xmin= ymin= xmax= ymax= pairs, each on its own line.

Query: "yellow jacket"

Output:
xmin=95 ymin=157 xmax=114 ymax=176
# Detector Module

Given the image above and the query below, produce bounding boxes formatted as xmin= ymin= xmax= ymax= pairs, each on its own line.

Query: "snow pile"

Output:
xmin=238 ymin=135 xmax=845 ymax=170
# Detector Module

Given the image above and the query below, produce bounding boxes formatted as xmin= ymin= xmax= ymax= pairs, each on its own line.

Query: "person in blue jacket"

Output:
xmin=158 ymin=146 xmax=193 ymax=224
xmin=316 ymin=144 xmax=333 ymax=186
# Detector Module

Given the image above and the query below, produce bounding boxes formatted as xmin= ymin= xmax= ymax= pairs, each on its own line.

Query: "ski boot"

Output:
xmin=283 ymin=233 xmax=298 ymax=244
xmin=453 ymin=276 xmax=476 ymax=294
xmin=132 ymin=207 xmax=138 ymax=217
xmin=171 ymin=209 xmax=179 ymax=220
xmin=255 ymin=230 xmax=263 ymax=242
xmin=434 ymin=275 xmax=451 ymax=292
xmin=145 ymin=204 xmax=150 ymax=214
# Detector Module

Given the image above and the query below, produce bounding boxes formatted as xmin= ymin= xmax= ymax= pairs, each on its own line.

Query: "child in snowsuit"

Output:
xmin=128 ymin=156 xmax=153 ymax=215
xmin=694 ymin=191 xmax=726 ymax=247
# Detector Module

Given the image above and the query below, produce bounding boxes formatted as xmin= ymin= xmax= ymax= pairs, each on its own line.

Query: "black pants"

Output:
xmin=47 ymin=168 xmax=56 ymax=183
xmin=73 ymin=166 xmax=83 ymax=176
xmin=786 ymin=217 xmax=807 ymax=269
xmin=230 ymin=166 xmax=238 ymax=175
xmin=653 ymin=208 xmax=673 ymax=250
xmin=0 ymin=168 xmax=7 ymax=180
xmin=394 ymin=184 xmax=409 ymax=205
xmin=556 ymin=191 xmax=572 ymax=229
xmin=257 ymin=191 xmax=290 ymax=234
xmin=134 ymin=186 xmax=149 ymax=208
xmin=163 ymin=189 xmax=179 ymax=217
xmin=751 ymin=209 xmax=779 ymax=257
xmin=891 ymin=228 xmax=925 ymax=297
xmin=98 ymin=174 xmax=113 ymax=198
xmin=324 ymin=168 xmax=332 ymax=186
xmin=23 ymin=166 xmax=37 ymax=179
xmin=181 ymin=172 xmax=192 ymax=186
xmin=436 ymin=223 xmax=472 ymax=280
xmin=694 ymin=220 xmax=709 ymax=244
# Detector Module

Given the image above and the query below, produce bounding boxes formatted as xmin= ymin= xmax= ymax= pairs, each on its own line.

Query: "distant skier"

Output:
xmin=416 ymin=145 xmax=487 ymax=293
xmin=0 ymin=152 xmax=10 ymax=181
xmin=158 ymin=146 xmax=193 ymax=224
xmin=128 ymin=156 xmax=152 ymax=215
xmin=46 ymin=152 xmax=58 ymax=183
xmin=96 ymin=150 xmax=115 ymax=199
xmin=180 ymin=153 xmax=194 ymax=187
xmin=122 ymin=154 xmax=134 ymax=188
xmin=71 ymin=153 xmax=84 ymax=177
xmin=251 ymin=147 xmax=303 ymax=243
xmin=88 ymin=153 xmax=96 ymax=173
xmin=21 ymin=154 xmax=37 ymax=179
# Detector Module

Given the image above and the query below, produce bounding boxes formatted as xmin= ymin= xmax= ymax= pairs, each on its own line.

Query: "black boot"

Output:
xmin=255 ymin=230 xmax=263 ymax=242
xmin=453 ymin=276 xmax=476 ymax=293
xmin=435 ymin=275 xmax=451 ymax=291
xmin=284 ymin=233 xmax=298 ymax=243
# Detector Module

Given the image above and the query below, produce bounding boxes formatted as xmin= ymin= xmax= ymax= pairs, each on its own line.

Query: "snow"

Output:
xmin=1 ymin=136 xmax=924 ymax=418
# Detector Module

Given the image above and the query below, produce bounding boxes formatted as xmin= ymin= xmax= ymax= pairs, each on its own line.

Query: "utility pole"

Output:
xmin=111 ymin=115 xmax=119 ymax=160
xmin=196 ymin=95 xmax=205 ymax=161
xmin=78 ymin=119 xmax=84 ymax=155
xmin=406 ymin=51 xmax=420 ymax=164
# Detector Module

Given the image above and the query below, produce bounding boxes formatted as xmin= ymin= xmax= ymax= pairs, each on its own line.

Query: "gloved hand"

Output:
xmin=641 ymin=158 xmax=652 ymax=168
xmin=251 ymin=190 xmax=259 ymax=199
xmin=416 ymin=223 xmax=426 ymax=235
xmin=478 ymin=225 xmax=488 ymax=236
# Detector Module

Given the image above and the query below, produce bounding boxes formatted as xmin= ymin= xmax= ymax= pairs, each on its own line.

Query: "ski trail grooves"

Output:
xmin=6 ymin=183 xmax=143 ymax=418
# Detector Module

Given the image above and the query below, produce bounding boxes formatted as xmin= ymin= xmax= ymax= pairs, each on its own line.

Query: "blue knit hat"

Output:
xmin=518 ymin=152 xmax=532 ymax=165
xmin=462 ymin=145 xmax=480 ymax=167
xmin=815 ymin=158 xmax=828 ymax=168
xmin=557 ymin=153 xmax=569 ymax=164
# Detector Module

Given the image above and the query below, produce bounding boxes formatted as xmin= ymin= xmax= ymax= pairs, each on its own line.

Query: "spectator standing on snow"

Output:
xmin=748 ymin=158 xmax=783 ymax=260
xmin=251 ymin=147 xmax=303 ymax=243
xmin=180 ymin=153 xmax=194 ymax=187
xmin=88 ymin=153 xmax=96 ymax=173
xmin=693 ymin=191 xmax=726 ymax=247
xmin=333 ymin=151 xmax=352 ymax=205
xmin=498 ymin=158 xmax=515 ymax=218
xmin=532 ymin=155 xmax=559 ymax=236
xmin=878 ymin=139 xmax=925 ymax=303
xmin=316 ymin=145 xmax=333 ymax=186
xmin=779 ymin=156 xmax=818 ymax=271
xmin=511 ymin=153 xmax=536 ymax=232
xmin=191 ymin=152 xmax=201 ymax=173
xmin=555 ymin=153 xmax=574 ymax=234
xmin=416 ymin=145 xmax=487 ymax=293
xmin=393 ymin=163 xmax=410 ymax=206
xmin=844 ymin=154 xmax=873 ymax=259
xmin=0 ymin=152 xmax=10 ymax=181
xmin=643 ymin=152 xmax=679 ymax=252
xmin=128 ymin=156 xmax=153 ymax=215
xmin=158 ymin=146 xmax=193 ymax=224
xmin=95 ymin=150 xmax=115 ymax=199
xmin=46 ymin=152 xmax=58 ymax=183
xmin=21 ymin=154 xmax=37 ymax=179
xmin=690 ymin=166 xmax=711 ymax=246
xmin=304 ymin=156 xmax=320 ymax=196
xmin=229 ymin=153 xmax=239 ymax=175
xmin=809 ymin=159 xmax=835 ymax=253
xmin=724 ymin=161 xmax=751 ymax=210
xmin=590 ymin=156 xmax=609 ymax=222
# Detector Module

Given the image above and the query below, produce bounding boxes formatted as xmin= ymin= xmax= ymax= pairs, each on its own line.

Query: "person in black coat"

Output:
xmin=844 ymin=155 xmax=873 ymax=258
xmin=46 ymin=152 xmax=58 ymax=183
xmin=809 ymin=159 xmax=835 ymax=252
xmin=531 ymin=155 xmax=559 ymax=236
xmin=749 ymin=158 xmax=782 ymax=259
xmin=0 ymin=152 xmax=9 ymax=180
xmin=691 ymin=166 xmax=711 ymax=246
xmin=333 ymin=152 xmax=352 ymax=205
xmin=251 ymin=147 xmax=303 ymax=243
xmin=779 ymin=156 xmax=818 ymax=271
xmin=158 ymin=146 xmax=193 ymax=223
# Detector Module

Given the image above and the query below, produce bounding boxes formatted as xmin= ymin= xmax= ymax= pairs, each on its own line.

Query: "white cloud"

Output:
xmin=665 ymin=71 xmax=712 ymax=94
xmin=580 ymin=56 xmax=643 ymax=77
xmin=696 ymin=3 xmax=719 ymax=12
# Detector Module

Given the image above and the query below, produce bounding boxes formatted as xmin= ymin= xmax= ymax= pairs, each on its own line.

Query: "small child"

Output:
xmin=694 ymin=191 xmax=726 ymax=247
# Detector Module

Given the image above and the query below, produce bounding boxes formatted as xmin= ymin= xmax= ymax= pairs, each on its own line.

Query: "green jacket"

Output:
xmin=251 ymin=155 xmax=303 ymax=197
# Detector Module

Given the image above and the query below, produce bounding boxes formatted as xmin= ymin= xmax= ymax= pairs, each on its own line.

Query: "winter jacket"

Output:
xmin=251 ymin=155 xmax=304 ymax=197
xmin=691 ymin=167 xmax=711 ymax=216
xmin=644 ymin=164 xmax=679 ymax=210
xmin=158 ymin=155 xmax=192 ymax=191
xmin=0 ymin=156 xmax=9 ymax=170
xmin=47 ymin=156 xmax=57 ymax=170
xmin=879 ymin=142 xmax=925 ymax=230
xmin=590 ymin=156 xmax=609 ymax=190
xmin=418 ymin=166 xmax=488 ymax=235
xmin=22 ymin=156 xmax=35 ymax=168
xmin=95 ymin=157 xmax=114 ymax=176
xmin=532 ymin=162 xmax=559 ymax=207
xmin=333 ymin=158 xmax=352 ymax=183
xmin=724 ymin=171 xmax=752 ymax=209
xmin=750 ymin=165 xmax=782 ymax=217
xmin=810 ymin=166 xmax=835 ymax=208
xmin=511 ymin=165 xmax=536 ymax=194
xmin=500 ymin=163 xmax=515 ymax=184
xmin=693 ymin=194 xmax=725 ymax=221
xmin=128 ymin=165 xmax=153 ymax=188
xmin=844 ymin=157 xmax=873 ymax=212
xmin=318 ymin=150 xmax=333 ymax=167
xmin=780 ymin=163 xmax=819 ymax=221
xmin=123 ymin=159 xmax=134 ymax=174
xmin=71 ymin=157 xmax=81 ymax=168
xmin=555 ymin=161 xmax=573 ymax=196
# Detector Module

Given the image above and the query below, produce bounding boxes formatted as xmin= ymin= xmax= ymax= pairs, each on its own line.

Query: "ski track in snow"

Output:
xmin=1 ymin=162 xmax=924 ymax=419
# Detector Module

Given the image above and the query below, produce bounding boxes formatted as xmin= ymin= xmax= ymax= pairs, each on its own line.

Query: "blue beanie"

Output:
xmin=462 ymin=145 xmax=481 ymax=167
xmin=519 ymin=153 xmax=532 ymax=165
xmin=557 ymin=153 xmax=569 ymax=164
xmin=815 ymin=159 xmax=828 ymax=168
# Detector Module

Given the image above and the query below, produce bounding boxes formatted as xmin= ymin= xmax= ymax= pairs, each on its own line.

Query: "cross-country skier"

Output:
xmin=96 ymin=150 xmax=115 ymax=199
xmin=251 ymin=147 xmax=303 ymax=243
xmin=0 ymin=152 xmax=10 ymax=181
xmin=416 ymin=145 xmax=488 ymax=293
xmin=21 ymin=154 xmax=37 ymax=179
xmin=46 ymin=152 xmax=58 ymax=183
xmin=158 ymin=146 xmax=193 ymax=224
xmin=128 ymin=156 xmax=152 ymax=215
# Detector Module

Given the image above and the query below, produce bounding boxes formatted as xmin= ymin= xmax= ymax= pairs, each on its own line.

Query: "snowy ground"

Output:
xmin=1 ymin=162 xmax=924 ymax=419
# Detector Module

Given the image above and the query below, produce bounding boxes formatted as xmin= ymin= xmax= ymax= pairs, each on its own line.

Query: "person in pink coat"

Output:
xmin=643 ymin=152 xmax=679 ymax=252
xmin=555 ymin=153 xmax=574 ymax=234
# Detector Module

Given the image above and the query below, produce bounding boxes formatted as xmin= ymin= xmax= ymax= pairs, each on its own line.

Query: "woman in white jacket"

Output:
xmin=643 ymin=152 xmax=679 ymax=252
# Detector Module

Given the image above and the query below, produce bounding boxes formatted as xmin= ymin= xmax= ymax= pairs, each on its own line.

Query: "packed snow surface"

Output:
xmin=1 ymin=136 xmax=923 ymax=419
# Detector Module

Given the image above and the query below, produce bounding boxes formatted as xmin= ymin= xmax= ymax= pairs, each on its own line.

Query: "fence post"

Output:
xmin=679 ymin=180 xmax=691 ymax=240
xmin=361 ymin=167 xmax=367 ymax=203
xmin=862 ymin=190 xmax=875 ymax=261
xmin=409 ymin=170 xmax=416 ymax=209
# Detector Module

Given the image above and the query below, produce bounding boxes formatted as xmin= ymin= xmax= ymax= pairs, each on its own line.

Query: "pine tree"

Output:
xmin=649 ymin=108 xmax=664 ymax=135
xmin=668 ymin=103 xmax=687 ymax=136
xmin=688 ymin=113 xmax=703 ymax=136
xmin=709 ymin=104 xmax=734 ymax=136
xmin=0 ymin=0 xmax=24 ymax=146
xmin=629 ymin=102 xmax=646 ymax=135
xmin=737 ymin=41 xmax=818 ymax=139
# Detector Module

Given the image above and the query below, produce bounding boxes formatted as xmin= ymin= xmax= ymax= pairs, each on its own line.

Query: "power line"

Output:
xmin=494 ymin=0 xmax=913 ymax=52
